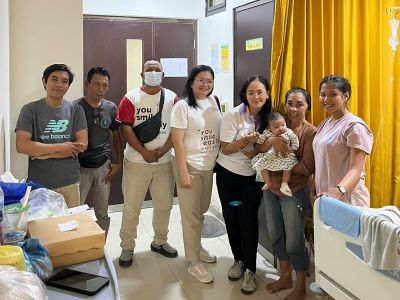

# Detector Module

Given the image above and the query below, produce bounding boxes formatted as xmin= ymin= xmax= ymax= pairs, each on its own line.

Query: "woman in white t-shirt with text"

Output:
xmin=171 ymin=65 xmax=222 ymax=284
xmin=215 ymin=75 xmax=272 ymax=294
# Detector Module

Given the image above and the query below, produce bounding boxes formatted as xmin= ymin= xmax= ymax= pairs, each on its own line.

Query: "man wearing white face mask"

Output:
xmin=116 ymin=60 xmax=179 ymax=267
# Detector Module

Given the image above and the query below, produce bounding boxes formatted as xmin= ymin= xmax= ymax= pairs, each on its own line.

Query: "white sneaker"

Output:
xmin=241 ymin=269 xmax=256 ymax=294
xmin=200 ymin=246 xmax=217 ymax=263
xmin=188 ymin=262 xmax=213 ymax=283
xmin=228 ymin=260 xmax=244 ymax=281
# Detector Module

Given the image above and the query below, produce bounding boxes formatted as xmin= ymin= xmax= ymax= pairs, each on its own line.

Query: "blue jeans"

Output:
xmin=263 ymin=185 xmax=311 ymax=272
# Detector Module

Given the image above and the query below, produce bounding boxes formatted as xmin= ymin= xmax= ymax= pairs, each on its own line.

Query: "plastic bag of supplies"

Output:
xmin=17 ymin=237 xmax=53 ymax=281
xmin=0 ymin=265 xmax=47 ymax=300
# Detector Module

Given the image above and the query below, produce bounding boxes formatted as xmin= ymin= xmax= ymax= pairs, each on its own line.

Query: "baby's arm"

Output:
xmin=287 ymin=129 xmax=299 ymax=151
xmin=257 ymin=129 xmax=272 ymax=144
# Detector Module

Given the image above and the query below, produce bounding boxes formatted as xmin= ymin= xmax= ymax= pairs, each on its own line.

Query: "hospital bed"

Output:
xmin=314 ymin=196 xmax=400 ymax=300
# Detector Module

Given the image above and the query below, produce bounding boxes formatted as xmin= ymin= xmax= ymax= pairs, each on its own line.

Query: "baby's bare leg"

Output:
xmin=280 ymin=170 xmax=292 ymax=196
xmin=261 ymin=169 xmax=272 ymax=191
xmin=282 ymin=170 xmax=292 ymax=183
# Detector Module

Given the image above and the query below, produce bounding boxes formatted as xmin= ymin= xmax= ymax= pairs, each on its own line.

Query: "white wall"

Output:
xmin=9 ymin=0 xmax=83 ymax=180
xmin=197 ymin=0 xmax=253 ymax=110
xmin=0 ymin=0 xmax=10 ymax=174
xmin=83 ymin=0 xmax=203 ymax=19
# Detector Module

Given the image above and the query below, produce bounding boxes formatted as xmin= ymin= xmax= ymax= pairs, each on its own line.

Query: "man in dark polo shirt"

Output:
xmin=76 ymin=67 xmax=123 ymax=236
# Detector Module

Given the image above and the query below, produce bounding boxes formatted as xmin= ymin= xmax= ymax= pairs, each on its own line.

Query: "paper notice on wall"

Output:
xmin=211 ymin=43 xmax=220 ymax=73
xmin=220 ymin=43 xmax=230 ymax=73
xmin=245 ymin=37 xmax=263 ymax=51
xmin=160 ymin=58 xmax=188 ymax=77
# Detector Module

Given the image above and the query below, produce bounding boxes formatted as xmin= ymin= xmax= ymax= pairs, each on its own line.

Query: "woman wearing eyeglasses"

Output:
xmin=214 ymin=75 xmax=271 ymax=294
xmin=171 ymin=65 xmax=222 ymax=283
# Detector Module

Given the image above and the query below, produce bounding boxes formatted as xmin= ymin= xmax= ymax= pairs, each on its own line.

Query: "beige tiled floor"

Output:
xmin=105 ymin=205 xmax=317 ymax=300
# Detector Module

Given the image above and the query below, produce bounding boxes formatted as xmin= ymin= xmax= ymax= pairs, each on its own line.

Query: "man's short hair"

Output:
xmin=42 ymin=64 xmax=74 ymax=84
xmin=142 ymin=59 xmax=162 ymax=72
xmin=87 ymin=66 xmax=111 ymax=82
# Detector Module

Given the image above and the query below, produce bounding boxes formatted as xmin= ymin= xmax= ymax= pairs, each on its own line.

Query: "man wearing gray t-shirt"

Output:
xmin=15 ymin=64 xmax=88 ymax=208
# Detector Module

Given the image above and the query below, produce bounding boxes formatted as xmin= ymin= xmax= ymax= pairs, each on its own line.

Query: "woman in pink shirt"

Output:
xmin=312 ymin=75 xmax=373 ymax=207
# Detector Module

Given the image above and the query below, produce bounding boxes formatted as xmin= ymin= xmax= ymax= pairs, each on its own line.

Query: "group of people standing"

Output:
xmin=15 ymin=60 xmax=373 ymax=300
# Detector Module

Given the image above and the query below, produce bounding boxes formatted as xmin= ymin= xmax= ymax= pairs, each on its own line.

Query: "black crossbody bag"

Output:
xmin=133 ymin=88 xmax=165 ymax=144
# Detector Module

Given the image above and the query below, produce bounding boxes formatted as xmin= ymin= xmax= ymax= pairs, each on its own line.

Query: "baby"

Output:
xmin=252 ymin=112 xmax=299 ymax=196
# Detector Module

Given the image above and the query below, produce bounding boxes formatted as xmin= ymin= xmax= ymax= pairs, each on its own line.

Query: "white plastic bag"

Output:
xmin=0 ymin=265 xmax=47 ymax=300
xmin=28 ymin=188 xmax=69 ymax=221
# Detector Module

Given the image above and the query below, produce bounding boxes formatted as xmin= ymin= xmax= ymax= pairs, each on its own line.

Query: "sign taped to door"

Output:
xmin=160 ymin=58 xmax=188 ymax=77
xmin=245 ymin=38 xmax=263 ymax=51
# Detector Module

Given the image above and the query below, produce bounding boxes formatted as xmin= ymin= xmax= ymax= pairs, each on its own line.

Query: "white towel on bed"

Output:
xmin=361 ymin=206 xmax=400 ymax=270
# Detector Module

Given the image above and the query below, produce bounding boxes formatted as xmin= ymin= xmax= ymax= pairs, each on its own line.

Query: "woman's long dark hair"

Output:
xmin=182 ymin=65 xmax=215 ymax=108
xmin=239 ymin=75 xmax=272 ymax=133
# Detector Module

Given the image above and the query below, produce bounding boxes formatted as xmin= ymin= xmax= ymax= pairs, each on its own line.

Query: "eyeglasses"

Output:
xmin=246 ymin=91 xmax=266 ymax=98
xmin=194 ymin=78 xmax=214 ymax=86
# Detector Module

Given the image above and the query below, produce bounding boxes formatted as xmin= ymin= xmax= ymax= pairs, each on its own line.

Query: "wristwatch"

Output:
xmin=336 ymin=185 xmax=346 ymax=196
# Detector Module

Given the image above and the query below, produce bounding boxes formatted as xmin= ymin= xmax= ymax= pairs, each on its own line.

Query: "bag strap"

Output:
xmin=158 ymin=88 xmax=165 ymax=116
xmin=214 ymin=95 xmax=221 ymax=112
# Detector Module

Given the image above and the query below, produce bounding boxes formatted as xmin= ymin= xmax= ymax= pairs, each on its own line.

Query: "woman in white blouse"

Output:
xmin=215 ymin=75 xmax=272 ymax=294
xmin=171 ymin=65 xmax=222 ymax=284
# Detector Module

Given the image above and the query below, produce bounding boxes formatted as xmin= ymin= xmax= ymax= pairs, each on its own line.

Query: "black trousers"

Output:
xmin=215 ymin=163 xmax=263 ymax=273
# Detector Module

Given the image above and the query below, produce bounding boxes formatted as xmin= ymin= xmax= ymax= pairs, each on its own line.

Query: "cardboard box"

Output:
xmin=28 ymin=213 xmax=105 ymax=268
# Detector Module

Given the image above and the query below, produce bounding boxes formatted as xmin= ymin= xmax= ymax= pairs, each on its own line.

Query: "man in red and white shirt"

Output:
xmin=117 ymin=60 xmax=179 ymax=267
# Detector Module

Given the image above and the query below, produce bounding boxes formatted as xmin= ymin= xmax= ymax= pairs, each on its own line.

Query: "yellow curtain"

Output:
xmin=271 ymin=0 xmax=400 ymax=207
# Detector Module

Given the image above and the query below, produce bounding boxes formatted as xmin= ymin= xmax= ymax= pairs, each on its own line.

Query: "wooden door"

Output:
xmin=234 ymin=0 xmax=274 ymax=106
xmin=153 ymin=21 xmax=196 ymax=97
xmin=83 ymin=17 xmax=196 ymax=205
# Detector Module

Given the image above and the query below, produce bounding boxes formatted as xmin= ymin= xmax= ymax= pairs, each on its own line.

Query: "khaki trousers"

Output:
xmin=53 ymin=183 xmax=80 ymax=208
xmin=119 ymin=159 xmax=174 ymax=251
xmin=80 ymin=160 xmax=111 ymax=234
xmin=172 ymin=157 xmax=214 ymax=262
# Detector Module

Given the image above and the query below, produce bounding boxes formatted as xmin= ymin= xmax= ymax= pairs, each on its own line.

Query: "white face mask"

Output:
xmin=144 ymin=71 xmax=163 ymax=86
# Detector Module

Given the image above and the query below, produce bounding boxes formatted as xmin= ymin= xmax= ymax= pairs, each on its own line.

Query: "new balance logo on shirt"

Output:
xmin=43 ymin=120 xmax=69 ymax=133
xmin=40 ymin=120 xmax=71 ymax=140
